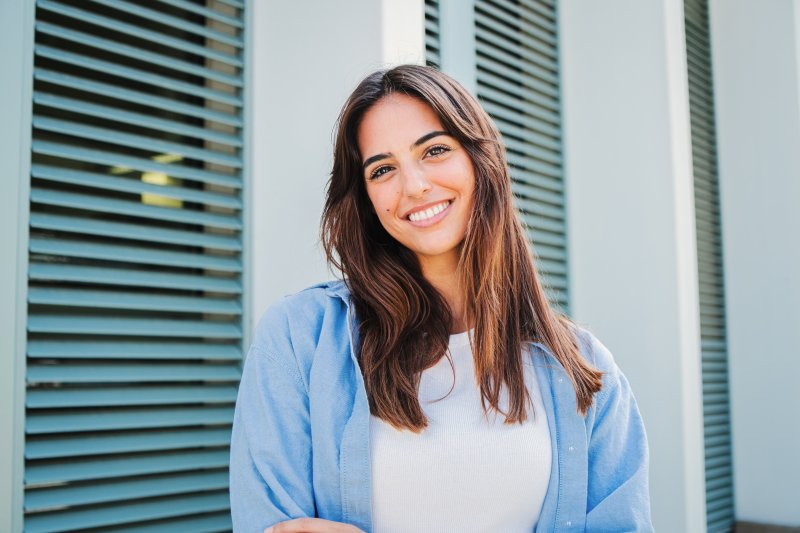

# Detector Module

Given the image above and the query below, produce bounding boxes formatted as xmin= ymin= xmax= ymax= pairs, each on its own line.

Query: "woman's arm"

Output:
xmin=583 ymin=332 xmax=654 ymax=532
xmin=229 ymin=336 xmax=316 ymax=531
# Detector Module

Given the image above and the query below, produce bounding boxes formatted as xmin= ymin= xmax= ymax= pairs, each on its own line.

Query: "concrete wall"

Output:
xmin=0 ymin=0 xmax=35 ymax=530
xmin=248 ymin=0 xmax=424 ymax=339
xmin=710 ymin=0 xmax=800 ymax=526
xmin=559 ymin=1 xmax=707 ymax=531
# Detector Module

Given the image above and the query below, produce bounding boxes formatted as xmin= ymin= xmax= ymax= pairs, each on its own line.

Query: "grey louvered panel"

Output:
xmin=26 ymin=428 xmax=233 ymax=459
xmin=685 ymin=0 xmax=735 ymax=531
xmin=475 ymin=0 xmax=567 ymax=312
xmin=26 ymin=0 xmax=245 ymax=529
xmin=27 ymin=449 xmax=229 ymax=484
xmin=24 ymin=491 xmax=231 ymax=533
xmin=425 ymin=0 xmax=440 ymax=68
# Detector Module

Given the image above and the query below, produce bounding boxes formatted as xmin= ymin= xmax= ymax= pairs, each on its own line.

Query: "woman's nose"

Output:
xmin=401 ymin=164 xmax=432 ymax=198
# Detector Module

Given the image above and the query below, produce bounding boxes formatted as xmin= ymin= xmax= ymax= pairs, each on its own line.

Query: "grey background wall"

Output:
xmin=710 ymin=0 xmax=800 ymax=526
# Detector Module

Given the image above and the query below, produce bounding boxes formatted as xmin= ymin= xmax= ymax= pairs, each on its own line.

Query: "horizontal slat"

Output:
xmin=31 ymin=165 xmax=242 ymax=210
xmin=23 ymin=490 xmax=230 ymax=533
xmin=32 ymin=116 xmax=242 ymax=168
xmin=29 ymin=237 xmax=241 ymax=272
xmin=476 ymin=66 xmax=558 ymax=113
xmin=476 ymin=0 xmax=556 ymax=46
xmin=28 ymin=287 xmax=241 ymax=315
xmin=478 ymin=83 xmax=560 ymax=127
xmin=27 ymin=340 xmax=241 ymax=360
xmin=37 ymin=0 xmax=243 ymax=67
xmin=31 ymin=188 xmax=240 ymax=230
xmin=157 ymin=0 xmax=243 ymax=28
xmin=33 ymin=93 xmax=242 ymax=147
xmin=27 ymin=384 xmax=238 ymax=408
xmin=26 ymin=470 xmax=228 ymax=511
xmin=100 ymin=512 xmax=232 ymax=533
xmin=32 ymin=140 xmax=240 ymax=188
xmin=26 ymin=427 xmax=232 ymax=459
xmin=36 ymin=20 xmax=242 ymax=87
xmin=30 ymin=213 xmax=241 ymax=251
xmin=34 ymin=69 xmax=242 ymax=127
xmin=27 ymin=449 xmax=229 ymax=485
xmin=27 ymin=314 xmax=242 ymax=338
xmin=28 ymin=363 xmax=241 ymax=384
xmin=35 ymin=45 xmax=241 ymax=107
xmin=28 ymin=476 xmax=179 ymax=523
xmin=27 ymin=406 xmax=234 ymax=434
xmin=29 ymin=263 xmax=241 ymax=293
xmin=94 ymin=0 xmax=243 ymax=48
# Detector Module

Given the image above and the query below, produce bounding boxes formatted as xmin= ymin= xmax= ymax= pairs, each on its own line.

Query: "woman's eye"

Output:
xmin=426 ymin=144 xmax=451 ymax=158
xmin=369 ymin=166 xmax=392 ymax=180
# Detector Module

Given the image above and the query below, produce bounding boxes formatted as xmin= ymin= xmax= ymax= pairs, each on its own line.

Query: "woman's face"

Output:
xmin=358 ymin=94 xmax=475 ymax=266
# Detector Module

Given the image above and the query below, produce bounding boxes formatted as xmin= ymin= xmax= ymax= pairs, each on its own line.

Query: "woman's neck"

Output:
xmin=418 ymin=251 xmax=471 ymax=334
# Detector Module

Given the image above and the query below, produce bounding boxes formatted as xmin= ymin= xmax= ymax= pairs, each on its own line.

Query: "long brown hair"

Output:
xmin=321 ymin=65 xmax=603 ymax=432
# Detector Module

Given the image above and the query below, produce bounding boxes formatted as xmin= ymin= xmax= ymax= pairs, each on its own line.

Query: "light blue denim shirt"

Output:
xmin=230 ymin=280 xmax=653 ymax=532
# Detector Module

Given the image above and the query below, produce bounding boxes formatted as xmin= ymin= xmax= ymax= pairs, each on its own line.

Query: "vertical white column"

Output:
xmin=709 ymin=0 xmax=800 ymax=526
xmin=0 ymin=1 xmax=34 ymax=531
xmin=559 ymin=1 xmax=707 ymax=532
xmin=438 ymin=0 xmax=477 ymax=94
xmin=248 ymin=0 xmax=426 ymax=337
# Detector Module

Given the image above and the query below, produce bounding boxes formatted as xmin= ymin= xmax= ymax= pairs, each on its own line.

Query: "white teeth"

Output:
xmin=408 ymin=201 xmax=450 ymax=222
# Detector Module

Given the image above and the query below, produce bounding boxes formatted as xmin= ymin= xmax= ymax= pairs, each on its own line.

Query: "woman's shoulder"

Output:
xmin=571 ymin=325 xmax=619 ymax=376
xmin=251 ymin=279 xmax=351 ymax=355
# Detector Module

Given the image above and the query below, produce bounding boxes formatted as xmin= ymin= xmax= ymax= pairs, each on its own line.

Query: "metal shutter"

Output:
xmin=424 ymin=0 xmax=441 ymax=68
xmin=684 ymin=0 xmax=735 ymax=531
xmin=474 ymin=0 xmax=568 ymax=313
xmin=25 ymin=0 xmax=245 ymax=531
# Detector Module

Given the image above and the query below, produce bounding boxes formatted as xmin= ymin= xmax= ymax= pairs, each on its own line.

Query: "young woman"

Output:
xmin=230 ymin=65 xmax=652 ymax=533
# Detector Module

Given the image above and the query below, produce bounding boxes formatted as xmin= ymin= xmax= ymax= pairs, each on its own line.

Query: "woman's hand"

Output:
xmin=264 ymin=518 xmax=365 ymax=533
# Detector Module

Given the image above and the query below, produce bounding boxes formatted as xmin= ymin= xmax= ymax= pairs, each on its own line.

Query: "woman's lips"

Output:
xmin=405 ymin=200 xmax=453 ymax=228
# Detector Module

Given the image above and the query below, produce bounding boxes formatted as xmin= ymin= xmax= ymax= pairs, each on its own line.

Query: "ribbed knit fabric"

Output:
xmin=369 ymin=330 xmax=552 ymax=533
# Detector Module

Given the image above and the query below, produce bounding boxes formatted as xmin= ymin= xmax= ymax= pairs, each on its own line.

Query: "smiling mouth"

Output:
xmin=406 ymin=200 xmax=453 ymax=224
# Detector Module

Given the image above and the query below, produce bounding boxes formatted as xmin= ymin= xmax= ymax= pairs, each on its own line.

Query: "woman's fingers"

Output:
xmin=264 ymin=517 xmax=365 ymax=533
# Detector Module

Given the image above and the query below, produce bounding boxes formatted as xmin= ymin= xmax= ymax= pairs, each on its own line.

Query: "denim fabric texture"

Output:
xmin=229 ymin=280 xmax=654 ymax=532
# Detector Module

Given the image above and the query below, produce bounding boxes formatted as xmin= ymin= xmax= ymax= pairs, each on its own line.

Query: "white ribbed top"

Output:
xmin=369 ymin=330 xmax=551 ymax=533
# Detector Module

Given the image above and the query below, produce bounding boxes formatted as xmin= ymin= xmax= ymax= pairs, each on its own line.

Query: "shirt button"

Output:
xmin=568 ymin=445 xmax=575 ymax=451
xmin=558 ymin=377 xmax=564 ymax=383
xmin=566 ymin=520 xmax=572 ymax=527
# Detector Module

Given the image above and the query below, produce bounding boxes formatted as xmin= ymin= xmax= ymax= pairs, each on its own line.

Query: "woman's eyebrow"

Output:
xmin=362 ymin=130 xmax=450 ymax=171
xmin=412 ymin=130 xmax=448 ymax=148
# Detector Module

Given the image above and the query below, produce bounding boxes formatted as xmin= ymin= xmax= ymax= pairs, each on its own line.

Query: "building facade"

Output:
xmin=1 ymin=0 xmax=798 ymax=532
